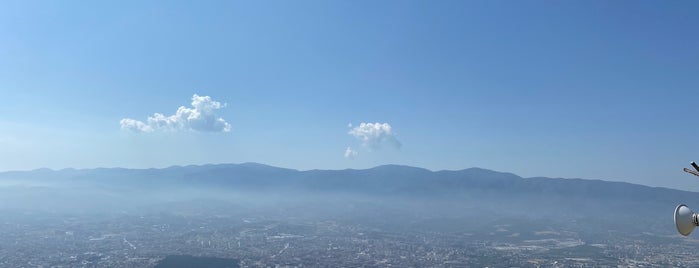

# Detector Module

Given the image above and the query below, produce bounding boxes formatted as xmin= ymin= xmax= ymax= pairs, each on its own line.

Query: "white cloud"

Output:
xmin=120 ymin=94 xmax=232 ymax=133
xmin=119 ymin=118 xmax=154 ymax=133
xmin=348 ymin=122 xmax=401 ymax=149
xmin=344 ymin=147 xmax=358 ymax=158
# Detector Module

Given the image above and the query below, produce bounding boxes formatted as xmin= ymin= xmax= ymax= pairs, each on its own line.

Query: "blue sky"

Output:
xmin=1 ymin=1 xmax=698 ymax=190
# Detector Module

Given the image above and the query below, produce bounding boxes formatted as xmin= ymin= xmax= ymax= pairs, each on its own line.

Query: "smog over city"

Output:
xmin=1 ymin=1 xmax=698 ymax=267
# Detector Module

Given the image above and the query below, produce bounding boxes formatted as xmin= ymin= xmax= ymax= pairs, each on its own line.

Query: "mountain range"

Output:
xmin=0 ymin=163 xmax=693 ymax=234
xmin=0 ymin=162 xmax=693 ymax=200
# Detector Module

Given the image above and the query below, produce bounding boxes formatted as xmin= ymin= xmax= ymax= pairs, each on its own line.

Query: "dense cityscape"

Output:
xmin=2 ymin=208 xmax=698 ymax=268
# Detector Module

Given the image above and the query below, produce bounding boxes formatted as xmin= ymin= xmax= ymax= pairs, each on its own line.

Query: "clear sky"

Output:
xmin=1 ymin=1 xmax=698 ymax=190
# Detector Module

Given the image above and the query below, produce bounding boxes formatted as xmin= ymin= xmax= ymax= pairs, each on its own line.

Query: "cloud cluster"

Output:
xmin=344 ymin=147 xmax=358 ymax=158
xmin=120 ymin=94 xmax=232 ymax=133
xmin=348 ymin=122 xmax=401 ymax=149
xmin=119 ymin=118 xmax=154 ymax=133
xmin=344 ymin=122 xmax=401 ymax=158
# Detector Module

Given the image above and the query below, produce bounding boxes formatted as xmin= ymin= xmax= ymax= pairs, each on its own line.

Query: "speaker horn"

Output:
xmin=675 ymin=204 xmax=699 ymax=236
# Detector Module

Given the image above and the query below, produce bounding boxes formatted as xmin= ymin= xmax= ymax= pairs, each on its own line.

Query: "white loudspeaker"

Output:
xmin=675 ymin=204 xmax=699 ymax=236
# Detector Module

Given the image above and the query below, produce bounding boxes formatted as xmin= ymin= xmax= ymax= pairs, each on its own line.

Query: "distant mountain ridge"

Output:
xmin=0 ymin=162 xmax=693 ymax=233
xmin=0 ymin=162 xmax=694 ymax=202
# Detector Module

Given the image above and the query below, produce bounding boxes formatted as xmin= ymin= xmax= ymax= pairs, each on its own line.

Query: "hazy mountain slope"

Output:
xmin=0 ymin=163 xmax=692 ymax=231
xmin=0 ymin=163 xmax=693 ymax=201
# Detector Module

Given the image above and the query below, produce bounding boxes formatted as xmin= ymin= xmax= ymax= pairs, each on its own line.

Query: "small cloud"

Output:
xmin=119 ymin=118 xmax=154 ymax=133
xmin=348 ymin=122 xmax=401 ymax=149
xmin=344 ymin=147 xmax=358 ymax=158
xmin=120 ymin=94 xmax=232 ymax=133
